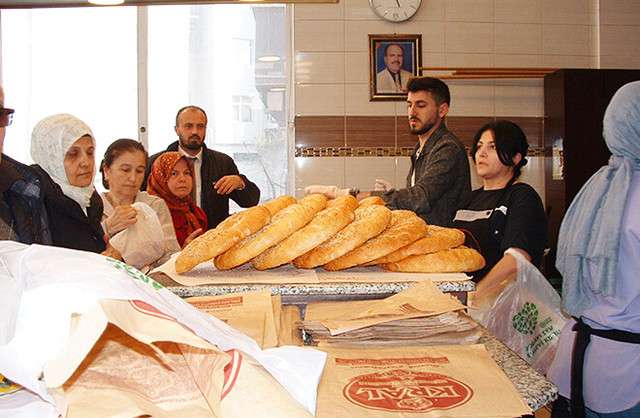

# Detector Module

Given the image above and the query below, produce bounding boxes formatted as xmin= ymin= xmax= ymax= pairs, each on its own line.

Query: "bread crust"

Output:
xmin=367 ymin=225 xmax=465 ymax=265
xmin=214 ymin=202 xmax=322 ymax=270
xmin=323 ymin=210 xmax=427 ymax=271
xmin=293 ymin=205 xmax=392 ymax=269
xmin=326 ymin=195 xmax=358 ymax=211
xmin=381 ymin=246 xmax=486 ymax=273
xmin=298 ymin=193 xmax=328 ymax=213
xmin=175 ymin=206 xmax=271 ymax=273
xmin=262 ymin=195 xmax=297 ymax=216
xmin=358 ymin=196 xmax=385 ymax=207
xmin=252 ymin=204 xmax=355 ymax=270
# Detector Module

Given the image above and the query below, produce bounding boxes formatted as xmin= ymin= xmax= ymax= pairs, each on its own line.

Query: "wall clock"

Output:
xmin=369 ymin=0 xmax=422 ymax=22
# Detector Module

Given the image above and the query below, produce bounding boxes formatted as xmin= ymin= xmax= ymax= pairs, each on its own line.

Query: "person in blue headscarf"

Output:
xmin=548 ymin=81 xmax=640 ymax=418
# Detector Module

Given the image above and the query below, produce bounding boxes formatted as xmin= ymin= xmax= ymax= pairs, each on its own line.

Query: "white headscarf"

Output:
xmin=31 ymin=114 xmax=96 ymax=213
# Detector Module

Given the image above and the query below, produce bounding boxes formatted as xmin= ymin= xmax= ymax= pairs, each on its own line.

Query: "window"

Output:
xmin=233 ymin=96 xmax=253 ymax=122
xmin=0 ymin=7 xmax=138 ymax=184
xmin=1 ymin=4 xmax=291 ymax=202
xmin=146 ymin=4 xmax=290 ymax=205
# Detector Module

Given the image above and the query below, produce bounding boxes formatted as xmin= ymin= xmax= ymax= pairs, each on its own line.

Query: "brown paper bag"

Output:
xmin=279 ymin=305 xmax=304 ymax=346
xmin=219 ymin=349 xmax=313 ymax=418
xmin=187 ymin=291 xmax=279 ymax=348
xmin=316 ymin=344 xmax=531 ymax=418
xmin=272 ymin=294 xmax=283 ymax=337
xmin=45 ymin=299 xmax=229 ymax=418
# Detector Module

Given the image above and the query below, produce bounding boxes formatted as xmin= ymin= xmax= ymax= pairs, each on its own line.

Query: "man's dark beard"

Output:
xmin=409 ymin=121 xmax=435 ymax=136
xmin=180 ymin=136 xmax=204 ymax=151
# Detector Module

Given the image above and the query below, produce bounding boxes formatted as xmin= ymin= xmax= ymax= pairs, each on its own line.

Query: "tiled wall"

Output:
xmin=292 ymin=0 xmax=640 ymax=203
xmin=599 ymin=0 xmax=640 ymax=69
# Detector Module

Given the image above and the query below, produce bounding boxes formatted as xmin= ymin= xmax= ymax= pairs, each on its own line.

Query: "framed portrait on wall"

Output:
xmin=369 ymin=34 xmax=422 ymax=101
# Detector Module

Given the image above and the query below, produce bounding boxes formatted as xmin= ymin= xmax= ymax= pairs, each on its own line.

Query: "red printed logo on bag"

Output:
xmin=221 ymin=349 xmax=243 ymax=400
xmin=343 ymin=370 xmax=473 ymax=412
xmin=129 ymin=300 xmax=175 ymax=321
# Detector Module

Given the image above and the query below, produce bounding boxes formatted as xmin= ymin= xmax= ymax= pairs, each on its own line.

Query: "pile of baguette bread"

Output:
xmin=175 ymin=194 xmax=485 ymax=274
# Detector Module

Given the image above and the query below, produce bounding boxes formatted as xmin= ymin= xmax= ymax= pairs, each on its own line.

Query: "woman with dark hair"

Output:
xmin=30 ymin=114 xmax=105 ymax=252
xmin=452 ymin=120 xmax=547 ymax=294
xmin=100 ymin=138 xmax=180 ymax=266
xmin=147 ymin=152 xmax=207 ymax=247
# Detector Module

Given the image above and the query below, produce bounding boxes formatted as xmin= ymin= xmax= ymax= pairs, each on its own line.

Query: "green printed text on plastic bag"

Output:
xmin=512 ymin=302 xmax=538 ymax=335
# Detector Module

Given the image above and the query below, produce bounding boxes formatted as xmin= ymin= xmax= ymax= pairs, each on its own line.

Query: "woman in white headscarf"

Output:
xmin=30 ymin=113 xmax=106 ymax=253
xmin=548 ymin=81 xmax=640 ymax=418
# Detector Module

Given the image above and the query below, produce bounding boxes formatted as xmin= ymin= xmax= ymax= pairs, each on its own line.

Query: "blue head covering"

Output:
xmin=556 ymin=81 xmax=640 ymax=316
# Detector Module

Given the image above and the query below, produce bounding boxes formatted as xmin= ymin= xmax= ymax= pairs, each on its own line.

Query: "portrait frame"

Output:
xmin=369 ymin=34 xmax=422 ymax=101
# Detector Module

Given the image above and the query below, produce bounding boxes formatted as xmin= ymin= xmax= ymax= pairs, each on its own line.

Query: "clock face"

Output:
xmin=369 ymin=0 xmax=422 ymax=22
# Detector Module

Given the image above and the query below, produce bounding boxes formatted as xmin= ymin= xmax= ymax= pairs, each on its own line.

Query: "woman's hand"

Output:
xmin=102 ymin=243 xmax=123 ymax=261
xmin=105 ymin=205 xmax=138 ymax=236
xmin=183 ymin=228 xmax=203 ymax=248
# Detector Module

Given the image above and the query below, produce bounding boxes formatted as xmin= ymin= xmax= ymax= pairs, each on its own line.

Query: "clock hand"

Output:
xmin=395 ymin=0 xmax=401 ymax=6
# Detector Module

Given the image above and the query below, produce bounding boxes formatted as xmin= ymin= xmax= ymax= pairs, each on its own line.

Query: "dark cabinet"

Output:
xmin=543 ymin=69 xmax=640 ymax=276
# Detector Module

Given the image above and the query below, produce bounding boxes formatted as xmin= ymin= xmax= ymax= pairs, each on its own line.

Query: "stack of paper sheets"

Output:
xmin=301 ymin=281 xmax=480 ymax=347
xmin=187 ymin=291 xmax=304 ymax=348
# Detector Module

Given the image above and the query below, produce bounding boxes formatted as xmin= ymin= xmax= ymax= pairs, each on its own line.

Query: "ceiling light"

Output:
xmin=258 ymin=55 xmax=281 ymax=63
xmin=88 ymin=0 xmax=124 ymax=5
xmin=270 ymin=87 xmax=286 ymax=92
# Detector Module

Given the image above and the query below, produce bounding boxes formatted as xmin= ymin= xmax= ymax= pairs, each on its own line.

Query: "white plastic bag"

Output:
xmin=473 ymin=248 xmax=568 ymax=374
xmin=0 ymin=243 xmax=326 ymax=416
xmin=110 ymin=202 xmax=164 ymax=269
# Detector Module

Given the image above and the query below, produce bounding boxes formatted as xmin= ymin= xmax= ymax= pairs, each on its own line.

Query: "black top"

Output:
xmin=373 ymin=124 xmax=471 ymax=227
xmin=31 ymin=165 xmax=106 ymax=253
xmin=452 ymin=183 xmax=547 ymax=281
xmin=0 ymin=155 xmax=52 ymax=245
xmin=145 ymin=141 xmax=260 ymax=228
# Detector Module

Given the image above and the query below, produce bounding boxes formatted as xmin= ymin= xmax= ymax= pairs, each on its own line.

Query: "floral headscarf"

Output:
xmin=147 ymin=152 xmax=202 ymax=236
xmin=31 ymin=114 xmax=95 ymax=213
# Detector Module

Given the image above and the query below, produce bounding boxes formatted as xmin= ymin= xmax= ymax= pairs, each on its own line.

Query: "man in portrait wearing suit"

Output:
xmin=376 ymin=43 xmax=414 ymax=94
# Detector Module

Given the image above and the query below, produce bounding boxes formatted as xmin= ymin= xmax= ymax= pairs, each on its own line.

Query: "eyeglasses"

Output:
xmin=0 ymin=108 xmax=15 ymax=127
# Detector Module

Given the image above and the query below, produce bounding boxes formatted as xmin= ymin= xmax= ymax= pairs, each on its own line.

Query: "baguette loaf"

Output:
xmin=253 ymin=204 xmax=355 ymax=270
xmin=176 ymin=205 xmax=271 ymax=273
xmin=382 ymin=246 xmax=485 ymax=273
xmin=326 ymin=195 xmax=358 ymax=211
xmin=323 ymin=210 xmax=427 ymax=271
xmin=358 ymin=196 xmax=385 ymax=207
xmin=367 ymin=225 xmax=465 ymax=265
xmin=298 ymin=193 xmax=328 ymax=213
xmin=293 ymin=204 xmax=392 ymax=268
xmin=214 ymin=202 xmax=322 ymax=270
xmin=262 ymin=195 xmax=297 ymax=216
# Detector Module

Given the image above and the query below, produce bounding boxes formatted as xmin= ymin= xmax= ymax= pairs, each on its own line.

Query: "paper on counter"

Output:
xmin=316 ymin=267 xmax=470 ymax=283
xmin=152 ymin=254 xmax=471 ymax=286
xmin=152 ymin=253 xmax=319 ymax=286
xmin=187 ymin=291 xmax=280 ymax=349
xmin=309 ymin=281 xmax=465 ymax=335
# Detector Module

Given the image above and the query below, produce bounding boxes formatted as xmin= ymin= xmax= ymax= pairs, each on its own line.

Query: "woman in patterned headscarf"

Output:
xmin=147 ymin=152 xmax=207 ymax=247
xmin=30 ymin=113 xmax=105 ymax=252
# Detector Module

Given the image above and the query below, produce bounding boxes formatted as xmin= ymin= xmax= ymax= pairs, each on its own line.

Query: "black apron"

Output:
xmin=570 ymin=317 xmax=640 ymax=418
